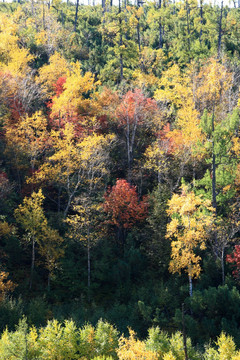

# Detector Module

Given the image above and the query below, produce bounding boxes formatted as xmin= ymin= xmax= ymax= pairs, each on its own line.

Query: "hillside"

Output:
xmin=1 ymin=0 xmax=240 ymax=353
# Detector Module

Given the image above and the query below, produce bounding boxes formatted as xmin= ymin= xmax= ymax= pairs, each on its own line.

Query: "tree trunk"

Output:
xmin=119 ymin=0 xmax=123 ymax=82
xmin=182 ymin=303 xmax=188 ymax=360
xmin=29 ymin=237 xmax=35 ymax=290
xmin=199 ymin=0 xmax=203 ymax=45
xmin=86 ymin=224 xmax=91 ymax=302
xmin=57 ymin=187 xmax=61 ymax=214
xmin=186 ymin=0 xmax=191 ymax=56
xmin=137 ymin=19 xmax=141 ymax=53
xmin=42 ymin=0 xmax=45 ymax=29
xmin=188 ymin=274 xmax=193 ymax=297
xmin=159 ymin=22 xmax=163 ymax=49
xmin=74 ymin=0 xmax=79 ymax=32
xmin=217 ymin=1 xmax=223 ymax=59
xmin=61 ymin=10 xmax=64 ymax=25
xmin=120 ymin=34 xmax=123 ymax=82
xmin=102 ymin=0 xmax=106 ymax=14
xmin=211 ymin=108 xmax=217 ymax=212
xmin=159 ymin=0 xmax=163 ymax=49
xmin=47 ymin=272 xmax=51 ymax=292
xmin=87 ymin=228 xmax=91 ymax=290
xmin=24 ymin=324 xmax=28 ymax=360
xmin=221 ymin=248 xmax=225 ymax=285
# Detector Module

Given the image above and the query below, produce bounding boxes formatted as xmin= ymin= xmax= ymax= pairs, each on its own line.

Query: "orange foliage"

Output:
xmin=103 ymin=179 xmax=148 ymax=229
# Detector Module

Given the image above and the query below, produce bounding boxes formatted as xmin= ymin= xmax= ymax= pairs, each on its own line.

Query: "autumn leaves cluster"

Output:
xmin=1 ymin=0 xmax=240 ymax=309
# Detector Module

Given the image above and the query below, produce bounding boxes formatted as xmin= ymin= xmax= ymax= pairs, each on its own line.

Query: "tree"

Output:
xmin=166 ymin=184 xmax=214 ymax=296
xmin=15 ymin=189 xmax=47 ymax=289
xmin=5 ymin=111 xmax=49 ymax=180
xmin=37 ymin=52 xmax=69 ymax=98
xmin=117 ymin=329 xmax=158 ymax=360
xmin=116 ymin=89 xmax=158 ymax=181
xmin=32 ymin=123 xmax=114 ymax=217
xmin=49 ymin=62 xmax=98 ymax=133
xmin=15 ymin=189 xmax=63 ymax=290
xmin=38 ymin=227 xmax=64 ymax=291
xmin=196 ymin=58 xmax=234 ymax=212
xmin=100 ymin=6 xmax=139 ymax=83
xmin=103 ymin=179 xmax=148 ymax=246
xmin=66 ymin=196 xmax=101 ymax=296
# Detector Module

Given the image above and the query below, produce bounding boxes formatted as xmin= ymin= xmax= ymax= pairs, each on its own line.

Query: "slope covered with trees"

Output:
xmin=1 ymin=0 xmax=240 ymax=351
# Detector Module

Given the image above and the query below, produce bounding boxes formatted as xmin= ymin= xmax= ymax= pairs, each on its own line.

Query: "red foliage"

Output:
xmin=157 ymin=123 xmax=176 ymax=155
xmin=96 ymin=115 xmax=109 ymax=132
xmin=47 ymin=76 xmax=66 ymax=109
xmin=116 ymin=89 xmax=158 ymax=127
xmin=103 ymin=179 xmax=148 ymax=229
xmin=226 ymin=245 xmax=240 ymax=280
xmin=9 ymin=97 xmax=24 ymax=123
xmin=53 ymin=76 xmax=66 ymax=97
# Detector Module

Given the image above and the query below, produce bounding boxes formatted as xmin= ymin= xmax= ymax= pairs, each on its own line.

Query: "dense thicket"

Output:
xmin=1 ymin=318 xmax=240 ymax=360
xmin=1 ymin=0 xmax=240 ymax=351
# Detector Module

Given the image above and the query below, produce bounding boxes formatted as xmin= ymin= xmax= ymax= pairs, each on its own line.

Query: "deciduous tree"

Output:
xmin=166 ymin=184 xmax=214 ymax=296
xmin=15 ymin=189 xmax=63 ymax=290
xmin=103 ymin=179 xmax=148 ymax=246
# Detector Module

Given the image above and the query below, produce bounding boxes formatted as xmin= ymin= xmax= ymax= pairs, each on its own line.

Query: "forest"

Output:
xmin=1 ymin=0 xmax=240 ymax=358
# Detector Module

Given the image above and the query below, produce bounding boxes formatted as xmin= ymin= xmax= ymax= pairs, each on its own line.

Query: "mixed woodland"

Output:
xmin=2 ymin=0 xmax=240 ymax=357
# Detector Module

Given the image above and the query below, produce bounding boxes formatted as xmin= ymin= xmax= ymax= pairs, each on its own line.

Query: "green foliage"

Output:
xmin=0 ymin=297 xmax=24 ymax=333
xmin=94 ymin=320 xmax=119 ymax=359
xmin=174 ymin=286 xmax=240 ymax=346
xmin=145 ymin=326 xmax=170 ymax=356
xmin=2 ymin=0 xmax=240 ymax=352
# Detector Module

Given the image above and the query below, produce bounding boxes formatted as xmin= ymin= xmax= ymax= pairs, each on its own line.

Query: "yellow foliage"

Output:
xmin=32 ymin=123 xmax=114 ymax=216
xmin=15 ymin=189 xmax=48 ymax=238
xmin=117 ymin=329 xmax=158 ymax=360
xmin=233 ymin=351 xmax=240 ymax=360
xmin=15 ymin=189 xmax=64 ymax=277
xmin=232 ymin=137 xmax=240 ymax=157
xmin=5 ymin=111 xmax=49 ymax=170
xmin=197 ymin=58 xmax=232 ymax=111
xmin=133 ymin=70 xmax=159 ymax=88
xmin=216 ymin=333 xmax=236 ymax=360
xmin=66 ymin=198 xmax=102 ymax=250
xmin=0 ymin=14 xmax=33 ymax=76
xmin=171 ymin=100 xmax=203 ymax=158
xmin=37 ymin=52 xmax=69 ymax=96
xmin=154 ymin=64 xmax=191 ymax=108
xmin=50 ymin=61 xmax=97 ymax=119
xmin=163 ymin=351 xmax=176 ymax=360
xmin=34 ymin=123 xmax=114 ymax=186
xmin=144 ymin=140 xmax=167 ymax=177
xmin=166 ymin=184 xmax=214 ymax=278
xmin=0 ymin=221 xmax=15 ymax=238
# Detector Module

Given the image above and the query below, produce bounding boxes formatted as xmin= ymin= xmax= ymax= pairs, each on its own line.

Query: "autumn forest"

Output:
xmin=1 ymin=0 xmax=240 ymax=358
